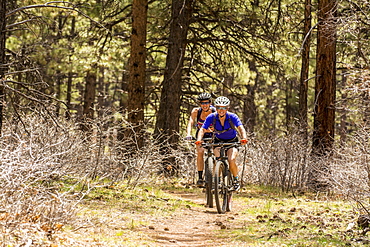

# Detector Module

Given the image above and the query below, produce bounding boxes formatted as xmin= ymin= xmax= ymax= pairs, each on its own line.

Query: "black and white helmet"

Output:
xmin=197 ymin=93 xmax=212 ymax=101
xmin=214 ymin=96 xmax=230 ymax=106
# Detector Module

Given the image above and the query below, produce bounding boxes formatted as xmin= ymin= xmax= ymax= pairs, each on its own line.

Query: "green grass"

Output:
xmin=56 ymin=180 xmax=368 ymax=246
xmin=216 ymin=185 xmax=360 ymax=246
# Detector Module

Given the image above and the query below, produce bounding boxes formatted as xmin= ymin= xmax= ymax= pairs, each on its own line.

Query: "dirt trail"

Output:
xmin=143 ymin=190 xmax=246 ymax=247
xmin=56 ymin=187 xmax=252 ymax=247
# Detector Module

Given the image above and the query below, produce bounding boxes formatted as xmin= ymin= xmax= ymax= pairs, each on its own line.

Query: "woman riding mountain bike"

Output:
xmin=195 ymin=96 xmax=248 ymax=191
xmin=186 ymin=93 xmax=216 ymax=187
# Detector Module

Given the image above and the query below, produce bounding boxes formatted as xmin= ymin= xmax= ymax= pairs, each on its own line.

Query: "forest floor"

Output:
xmin=5 ymin=182 xmax=370 ymax=246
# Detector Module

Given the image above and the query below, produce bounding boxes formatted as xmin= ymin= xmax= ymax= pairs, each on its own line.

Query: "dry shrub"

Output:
xmin=0 ymin=116 xmax=80 ymax=244
xmin=0 ymin=113 xmax=175 ymax=245
xmin=237 ymin=132 xmax=311 ymax=192
xmin=236 ymin=126 xmax=370 ymax=194
xmin=328 ymin=127 xmax=370 ymax=195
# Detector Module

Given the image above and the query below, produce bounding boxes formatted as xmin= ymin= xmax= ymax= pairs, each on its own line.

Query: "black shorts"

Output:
xmin=214 ymin=136 xmax=239 ymax=151
xmin=195 ymin=130 xmax=213 ymax=140
xmin=214 ymin=136 xmax=239 ymax=143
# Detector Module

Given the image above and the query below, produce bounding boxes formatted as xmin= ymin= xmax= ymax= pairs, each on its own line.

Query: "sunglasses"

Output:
xmin=216 ymin=106 xmax=228 ymax=110
xmin=200 ymin=102 xmax=211 ymax=105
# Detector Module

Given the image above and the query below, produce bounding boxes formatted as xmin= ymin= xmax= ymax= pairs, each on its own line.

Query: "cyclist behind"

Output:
xmin=195 ymin=96 xmax=248 ymax=191
xmin=186 ymin=93 xmax=216 ymax=187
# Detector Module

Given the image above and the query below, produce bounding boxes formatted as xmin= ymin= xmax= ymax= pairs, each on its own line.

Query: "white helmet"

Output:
xmin=214 ymin=96 xmax=230 ymax=106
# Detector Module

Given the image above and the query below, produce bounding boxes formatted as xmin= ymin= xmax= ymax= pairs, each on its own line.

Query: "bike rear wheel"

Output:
xmin=205 ymin=157 xmax=213 ymax=208
xmin=214 ymin=160 xmax=230 ymax=214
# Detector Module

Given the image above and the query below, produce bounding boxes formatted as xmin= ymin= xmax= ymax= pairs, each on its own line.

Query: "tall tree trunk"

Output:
xmin=65 ymin=71 xmax=73 ymax=119
xmin=244 ymin=59 xmax=259 ymax=133
xmin=154 ymin=0 xmax=194 ymax=144
xmin=127 ymin=0 xmax=147 ymax=148
xmin=312 ymin=0 xmax=337 ymax=155
xmin=83 ymin=70 xmax=96 ymax=120
xmin=98 ymin=66 xmax=105 ymax=117
xmin=338 ymin=70 xmax=347 ymax=143
xmin=285 ymin=78 xmax=293 ymax=131
xmin=0 ymin=0 xmax=6 ymax=134
xmin=244 ymin=84 xmax=257 ymax=133
xmin=299 ymin=0 xmax=312 ymax=140
xmin=55 ymin=71 xmax=62 ymax=117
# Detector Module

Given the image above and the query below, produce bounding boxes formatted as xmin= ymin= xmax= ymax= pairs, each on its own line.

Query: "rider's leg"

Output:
xmin=227 ymin=147 xmax=239 ymax=177
xmin=196 ymin=146 xmax=205 ymax=184
xmin=228 ymin=148 xmax=240 ymax=190
xmin=196 ymin=146 xmax=205 ymax=172
xmin=213 ymin=147 xmax=220 ymax=158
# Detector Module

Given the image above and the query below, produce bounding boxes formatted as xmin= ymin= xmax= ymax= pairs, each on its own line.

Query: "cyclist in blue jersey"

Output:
xmin=196 ymin=96 xmax=248 ymax=191
xmin=186 ymin=93 xmax=216 ymax=186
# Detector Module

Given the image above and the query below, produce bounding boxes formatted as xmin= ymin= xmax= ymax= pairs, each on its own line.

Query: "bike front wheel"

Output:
xmin=205 ymin=157 xmax=214 ymax=208
xmin=214 ymin=160 xmax=231 ymax=214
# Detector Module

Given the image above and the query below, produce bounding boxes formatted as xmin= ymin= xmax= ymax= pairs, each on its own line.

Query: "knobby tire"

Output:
xmin=214 ymin=160 xmax=230 ymax=214
xmin=226 ymin=172 xmax=233 ymax=212
xmin=205 ymin=157 xmax=213 ymax=208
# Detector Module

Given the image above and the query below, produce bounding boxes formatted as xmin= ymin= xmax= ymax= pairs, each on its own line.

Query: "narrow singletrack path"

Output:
xmin=142 ymin=189 xmax=247 ymax=247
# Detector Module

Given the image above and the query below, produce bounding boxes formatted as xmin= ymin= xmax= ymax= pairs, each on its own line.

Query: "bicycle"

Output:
xmin=211 ymin=142 xmax=241 ymax=214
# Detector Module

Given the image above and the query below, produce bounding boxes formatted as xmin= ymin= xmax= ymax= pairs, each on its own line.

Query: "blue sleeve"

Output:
xmin=202 ymin=114 xmax=214 ymax=129
xmin=230 ymin=113 xmax=242 ymax=127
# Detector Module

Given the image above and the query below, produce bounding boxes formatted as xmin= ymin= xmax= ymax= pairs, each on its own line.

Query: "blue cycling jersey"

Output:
xmin=202 ymin=112 xmax=242 ymax=140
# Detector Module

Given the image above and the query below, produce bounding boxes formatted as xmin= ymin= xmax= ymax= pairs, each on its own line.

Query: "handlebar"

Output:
xmin=201 ymin=141 xmax=241 ymax=149
xmin=184 ymin=137 xmax=213 ymax=142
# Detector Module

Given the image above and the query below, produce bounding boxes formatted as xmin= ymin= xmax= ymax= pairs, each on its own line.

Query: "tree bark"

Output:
xmin=65 ymin=72 xmax=73 ymax=119
xmin=312 ymin=0 xmax=337 ymax=155
xmin=244 ymin=84 xmax=257 ymax=133
xmin=127 ymin=0 xmax=147 ymax=148
xmin=83 ymin=70 xmax=96 ymax=120
xmin=299 ymin=0 xmax=312 ymax=140
xmin=98 ymin=66 xmax=105 ymax=117
xmin=154 ymin=0 xmax=194 ymax=144
xmin=0 ymin=0 xmax=6 ymax=134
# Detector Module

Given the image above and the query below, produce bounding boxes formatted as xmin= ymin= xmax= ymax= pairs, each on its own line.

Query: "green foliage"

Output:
xmin=3 ymin=0 xmax=370 ymax=142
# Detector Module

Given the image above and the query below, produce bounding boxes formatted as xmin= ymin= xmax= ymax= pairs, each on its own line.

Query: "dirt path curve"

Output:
xmin=144 ymin=189 xmax=246 ymax=247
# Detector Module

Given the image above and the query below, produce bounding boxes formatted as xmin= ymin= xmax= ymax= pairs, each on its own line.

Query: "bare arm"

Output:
xmin=196 ymin=128 xmax=206 ymax=142
xmin=237 ymin=125 xmax=248 ymax=140
xmin=186 ymin=108 xmax=198 ymax=137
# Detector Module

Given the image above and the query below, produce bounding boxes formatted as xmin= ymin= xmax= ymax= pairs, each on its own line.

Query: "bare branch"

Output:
xmin=5 ymin=1 xmax=109 ymax=32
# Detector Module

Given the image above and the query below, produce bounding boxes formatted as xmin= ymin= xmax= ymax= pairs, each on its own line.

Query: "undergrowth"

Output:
xmin=58 ymin=182 xmax=367 ymax=246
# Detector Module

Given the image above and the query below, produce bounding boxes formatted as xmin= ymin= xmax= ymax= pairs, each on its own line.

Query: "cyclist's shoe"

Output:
xmin=232 ymin=180 xmax=240 ymax=191
xmin=196 ymin=179 xmax=205 ymax=187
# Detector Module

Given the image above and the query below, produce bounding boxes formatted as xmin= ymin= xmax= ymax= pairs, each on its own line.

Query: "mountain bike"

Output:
xmin=212 ymin=142 xmax=241 ymax=214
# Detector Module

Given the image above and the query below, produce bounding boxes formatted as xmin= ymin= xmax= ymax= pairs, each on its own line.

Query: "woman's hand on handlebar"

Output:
xmin=240 ymin=139 xmax=248 ymax=145
xmin=185 ymin=135 xmax=193 ymax=141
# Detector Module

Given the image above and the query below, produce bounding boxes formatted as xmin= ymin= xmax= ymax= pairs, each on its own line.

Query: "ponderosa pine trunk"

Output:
xmin=309 ymin=0 xmax=337 ymax=190
xmin=154 ymin=0 xmax=194 ymax=145
xmin=0 ymin=0 xmax=6 ymax=134
xmin=127 ymin=0 xmax=147 ymax=148
xmin=299 ymin=0 xmax=312 ymax=140
xmin=312 ymin=0 xmax=337 ymax=155
xmin=83 ymin=70 xmax=96 ymax=120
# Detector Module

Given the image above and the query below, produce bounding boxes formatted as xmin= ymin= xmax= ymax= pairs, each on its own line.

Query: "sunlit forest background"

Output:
xmin=0 ymin=0 xmax=370 ymax=244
